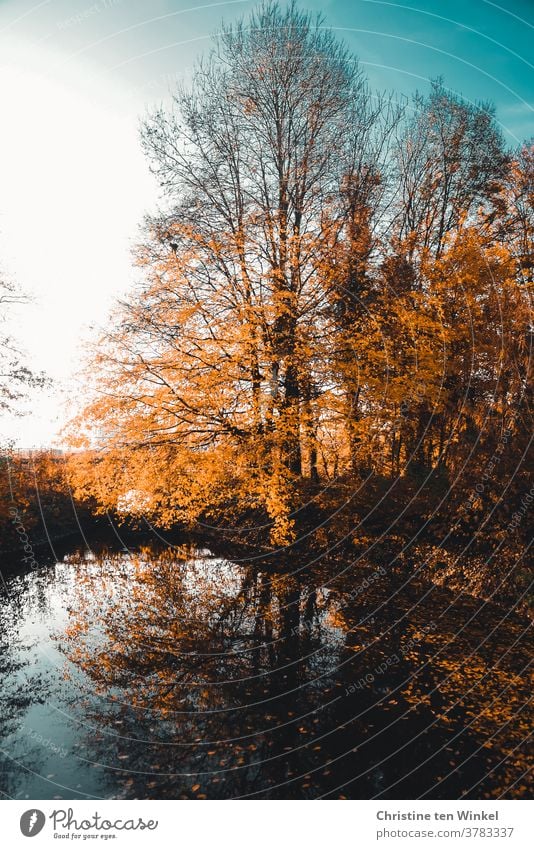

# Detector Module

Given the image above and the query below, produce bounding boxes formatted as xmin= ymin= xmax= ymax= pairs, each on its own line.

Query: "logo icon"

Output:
xmin=20 ymin=810 xmax=46 ymax=837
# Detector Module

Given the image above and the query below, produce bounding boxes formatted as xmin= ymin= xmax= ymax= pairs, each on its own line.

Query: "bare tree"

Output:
xmin=394 ymin=80 xmax=508 ymax=258
xmin=0 ymin=278 xmax=44 ymax=422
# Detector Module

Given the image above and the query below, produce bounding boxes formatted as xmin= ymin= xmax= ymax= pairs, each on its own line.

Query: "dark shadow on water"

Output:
xmin=0 ymin=540 xmax=531 ymax=799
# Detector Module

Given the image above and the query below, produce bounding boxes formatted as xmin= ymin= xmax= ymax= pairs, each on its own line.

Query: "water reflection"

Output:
xmin=0 ymin=542 xmax=531 ymax=799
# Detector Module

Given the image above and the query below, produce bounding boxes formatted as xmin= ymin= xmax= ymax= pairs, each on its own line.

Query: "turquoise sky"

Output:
xmin=1 ymin=0 xmax=533 ymax=142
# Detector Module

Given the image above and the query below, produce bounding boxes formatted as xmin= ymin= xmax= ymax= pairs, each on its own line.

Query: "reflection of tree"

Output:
xmin=0 ymin=575 xmax=55 ymax=798
xmin=59 ymin=546 xmax=342 ymax=797
xmin=58 ymin=548 xmax=533 ymax=799
xmin=65 ymin=548 xmax=300 ymax=703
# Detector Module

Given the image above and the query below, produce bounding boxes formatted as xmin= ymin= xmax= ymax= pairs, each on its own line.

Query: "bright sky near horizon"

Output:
xmin=0 ymin=0 xmax=532 ymax=447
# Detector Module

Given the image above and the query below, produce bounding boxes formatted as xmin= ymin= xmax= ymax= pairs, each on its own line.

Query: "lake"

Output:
xmin=0 ymin=540 xmax=531 ymax=799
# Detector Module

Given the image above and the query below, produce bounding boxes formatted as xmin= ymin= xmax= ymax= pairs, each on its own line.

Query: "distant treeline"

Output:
xmin=0 ymin=451 xmax=96 ymax=556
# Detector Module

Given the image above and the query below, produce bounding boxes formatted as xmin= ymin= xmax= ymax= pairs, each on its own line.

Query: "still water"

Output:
xmin=0 ymin=541 xmax=531 ymax=799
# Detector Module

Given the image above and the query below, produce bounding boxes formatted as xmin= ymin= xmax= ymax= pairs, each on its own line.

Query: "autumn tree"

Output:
xmin=69 ymin=1 xmax=397 ymax=543
xmin=371 ymin=83 xmax=513 ymax=480
xmin=68 ymin=3 xmax=532 ymax=550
